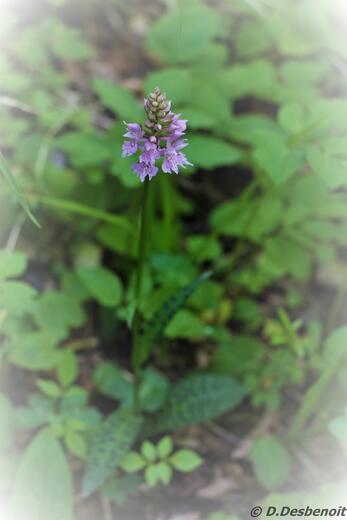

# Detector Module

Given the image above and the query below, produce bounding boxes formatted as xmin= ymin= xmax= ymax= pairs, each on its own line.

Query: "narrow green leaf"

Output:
xmin=137 ymin=272 xmax=211 ymax=366
xmin=27 ymin=192 xmax=135 ymax=233
xmin=144 ymin=464 xmax=160 ymax=487
xmin=156 ymin=461 xmax=172 ymax=484
xmin=143 ymin=373 xmax=245 ymax=436
xmin=65 ymin=430 xmax=87 ymax=459
xmin=141 ymin=441 xmax=157 ymax=462
xmin=57 ymin=349 xmax=78 ymax=388
xmin=0 ymin=151 xmax=40 ymax=227
xmin=157 ymin=436 xmax=173 ymax=458
xmin=36 ymin=379 xmax=62 ymax=399
xmin=82 ymin=408 xmax=143 ymax=496
xmin=0 ymin=393 xmax=15 ymax=452
xmin=288 ymin=326 xmax=347 ymax=438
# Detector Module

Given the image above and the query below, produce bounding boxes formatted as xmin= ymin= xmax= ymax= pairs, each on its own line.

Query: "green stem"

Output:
xmin=132 ymin=178 xmax=150 ymax=411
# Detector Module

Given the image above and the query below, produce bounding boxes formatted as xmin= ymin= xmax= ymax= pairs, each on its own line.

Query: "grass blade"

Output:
xmin=0 ymin=151 xmax=40 ymax=228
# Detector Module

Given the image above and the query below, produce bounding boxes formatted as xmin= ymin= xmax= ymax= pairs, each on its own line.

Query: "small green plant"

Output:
xmin=120 ymin=436 xmax=203 ymax=487
xmin=2 ymin=0 xmax=347 ymax=517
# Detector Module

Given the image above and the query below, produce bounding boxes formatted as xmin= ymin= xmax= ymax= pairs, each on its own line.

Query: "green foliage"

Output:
xmin=76 ymin=266 xmax=123 ymax=308
xmin=82 ymin=408 xmax=143 ymax=496
xmin=2 ymin=0 xmax=347 ymax=513
xmin=212 ymin=321 xmax=317 ymax=410
xmin=329 ymin=408 xmax=347 ymax=455
xmin=250 ymin=436 xmax=291 ymax=490
xmin=8 ymin=431 xmax=73 ymax=520
xmin=187 ymin=136 xmax=242 ymax=169
xmin=93 ymin=78 xmax=143 ymax=121
xmin=146 ymin=1 xmax=226 ymax=64
xmin=136 ymin=272 xmax=211 ymax=366
xmin=144 ymin=374 xmax=245 ymax=436
xmin=289 ymin=326 xmax=347 ymax=438
xmin=0 ymin=249 xmax=27 ymax=279
xmin=0 ymin=150 xmax=39 ymax=227
xmin=120 ymin=436 xmax=202 ymax=487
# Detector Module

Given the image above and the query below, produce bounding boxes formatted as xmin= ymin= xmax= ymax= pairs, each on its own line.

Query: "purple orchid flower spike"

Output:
xmin=121 ymin=86 xmax=192 ymax=182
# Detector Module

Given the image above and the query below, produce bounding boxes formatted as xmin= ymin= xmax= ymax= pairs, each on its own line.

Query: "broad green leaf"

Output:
xmin=253 ymin=137 xmax=304 ymax=184
xmin=0 ymin=249 xmax=27 ymax=280
xmin=49 ymin=24 xmax=93 ymax=60
xmin=0 ymin=150 xmax=40 ymax=227
xmin=97 ymin=223 xmax=137 ymax=258
xmin=212 ymin=335 xmax=265 ymax=376
xmin=146 ymin=2 xmax=226 ymax=64
xmin=82 ymin=408 xmax=143 ymax=496
xmin=55 ymin=132 xmax=112 ymax=168
xmin=120 ymin=451 xmax=146 ymax=472
xmin=0 ymin=281 xmax=37 ymax=315
xmin=228 ymin=115 xmax=282 ymax=146
xmin=139 ymin=368 xmax=170 ymax=413
xmin=307 ymin=146 xmax=347 ymax=189
xmin=187 ymin=135 xmax=242 ymax=169
xmin=33 ymin=291 xmax=85 ymax=342
xmin=223 ymin=60 xmax=277 ymax=101
xmin=8 ymin=331 xmax=59 ymax=370
xmin=165 ymin=309 xmax=210 ymax=339
xmin=258 ymin=236 xmax=311 ymax=281
xmin=236 ymin=19 xmax=273 ymax=57
xmin=278 ymin=102 xmax=307 ymax=134
xmin=250 ymin=436 xmax=291 ymax=490
xmin=189 ymin=78 xmax=232 ymax=125
xmin=170 ymin=449 xmax=203 ymax=472
xmin=136 ymin=272 xmax=211 ymax=366
xmin=186 ymin=235 xmax=222 ymax=262
xmin=8 ymin=431 xmax=73 ymax=520
xmin=77 ymin=266 xmax=123 ymax=308
xmin=143 ymin=374 xmax=245 ymax=436
xmin=93 ymin=78 xmax=142 ymax=121
xmin=93 ymin=362 xmax=133 ymax=402
xmin=144 ymin=68 xmax=193 ymax=104
xmin=180 ymin=108 xmax=216 ymax=130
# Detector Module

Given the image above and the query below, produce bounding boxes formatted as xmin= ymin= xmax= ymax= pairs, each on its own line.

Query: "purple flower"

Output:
xmin=122 ymin=140 xmax=138 ymax=157
xmin=139 ymin=139 xmax=161 ymax=164
xmin=121 ymin=87 xmax=192 ymax=182
xmin=162 ymin=141 xmax=192 ymax=174
xmin=121 ymin=123 xmax=144 ymax=158
xmin=124 ymin=123 xmax=144 ymax=140
xmin=132 ymin=162 xmax=158 ymax=182
xmin=169 ymin=114 xmax=187 ymax=140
